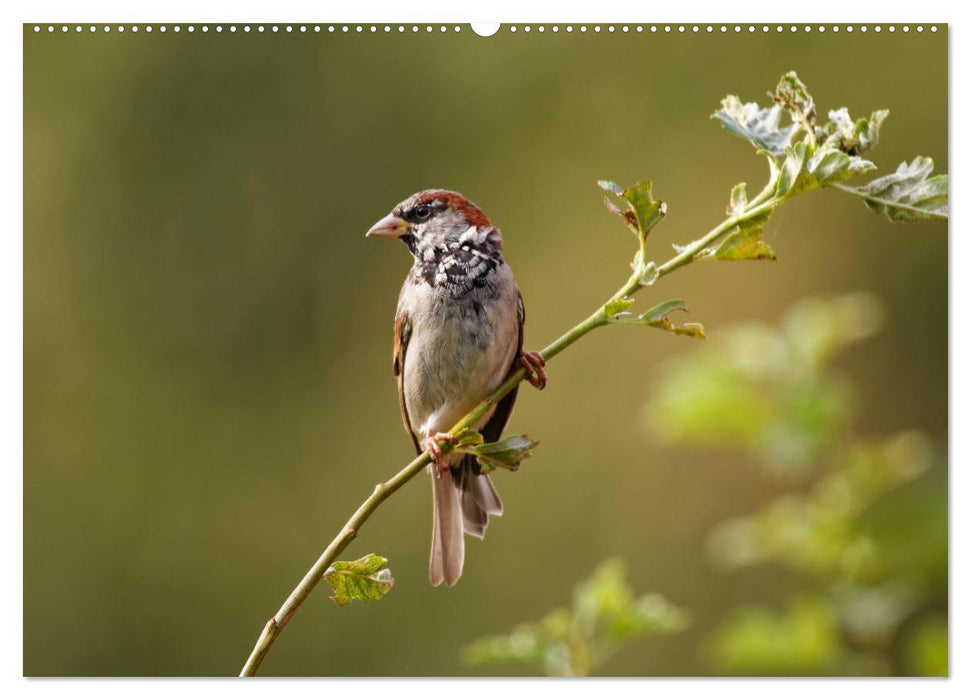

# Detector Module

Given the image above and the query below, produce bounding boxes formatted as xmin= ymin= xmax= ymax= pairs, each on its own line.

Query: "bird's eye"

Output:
xmin=414 ymin=205 xmax=432 ymax=220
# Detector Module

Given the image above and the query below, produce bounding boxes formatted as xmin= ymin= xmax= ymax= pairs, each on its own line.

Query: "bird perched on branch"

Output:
xmin=366 ymin=190 xmax=547 ymax=586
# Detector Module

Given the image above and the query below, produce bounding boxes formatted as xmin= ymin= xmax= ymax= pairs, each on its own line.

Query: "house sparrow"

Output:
xmin=366 ymin=190 xmax=547 ymax=586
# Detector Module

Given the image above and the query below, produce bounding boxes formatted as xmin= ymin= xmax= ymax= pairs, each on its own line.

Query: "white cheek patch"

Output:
xmin=458 ymin=225 xmax=484 ymax=245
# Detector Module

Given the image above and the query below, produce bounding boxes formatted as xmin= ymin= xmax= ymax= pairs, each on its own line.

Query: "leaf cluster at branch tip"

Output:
xmin=772 ymin=71 xmax=817 ymax=135
xmin=714 ymin=70 xmax=946 ymax=222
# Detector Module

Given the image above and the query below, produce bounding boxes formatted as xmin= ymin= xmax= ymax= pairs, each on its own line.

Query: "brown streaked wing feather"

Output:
xmin=393 ymin=307 xmax=420 ymax=453
xmin=479 ymin=288 xmax=525 ymax=444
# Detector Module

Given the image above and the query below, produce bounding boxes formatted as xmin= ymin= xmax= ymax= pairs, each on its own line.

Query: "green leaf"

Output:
xmin=638 ymin=301 xmax=706 ymax=339
xmin=775 ymin=142 xmax=875 ymax=199
xmin=805 ymin=147 xmax=876 ymax=187
xmin=843 ymin=156 xmax=948 ymax=222
xmin=604 ymin=296 xmax=634 ymax=317
xmin=623 ymin=180 xmax=666 ymax=239
xmin=609 ymin=297 xmax=706 ymax=339
xmin=452 ymin=427 xmax=485 ymax=448
xmin=601 ymin=179 xmax=667 ymax=245
xmin=641 ymin=298 xmax=689 ymax=323
xmin=713 ymin=96 xmax=798 ymax=156
xmin=775 ymin=142 xmax=807 ymax=197
xmin=819 ymin=108 xmax=888 ymax=155
xmin=704 ymin=222 xmax=777 ymax=261
xmin=772 ymin=71 xmax=817 ymax=135
xmin=727 ymin=183 xmax=748 ymax=216
xmin=651 ymin=319 xmax=707 ymax=339
xmin=323 ymin=554 xmax=394 ymax=606
xmin=456 ymin=434 xmax=539 ymax=474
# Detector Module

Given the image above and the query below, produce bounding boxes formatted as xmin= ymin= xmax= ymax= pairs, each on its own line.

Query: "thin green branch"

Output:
xmin=239 ymin=450 xmax=430 ymax=675
xmin=238 ymin=183 xmax=776 ymax=677
xmin=657 ymin=198 xmax=778 ymax=277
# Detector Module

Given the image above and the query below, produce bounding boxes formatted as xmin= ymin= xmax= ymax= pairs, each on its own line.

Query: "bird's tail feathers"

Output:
xmin=429 ymin=455 xmax=503 ymax=586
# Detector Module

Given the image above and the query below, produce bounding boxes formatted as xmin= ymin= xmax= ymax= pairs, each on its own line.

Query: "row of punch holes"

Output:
xmin=32 ymin=24 xmax=939 ymax=35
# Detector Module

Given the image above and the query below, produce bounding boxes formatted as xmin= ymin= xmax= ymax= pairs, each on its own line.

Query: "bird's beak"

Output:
xmin=365 ymin=213 xmax=409 ymax=239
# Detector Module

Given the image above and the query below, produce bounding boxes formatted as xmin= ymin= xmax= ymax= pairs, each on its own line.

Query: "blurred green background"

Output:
xmin=23 ymin=24 xmax=947 ymax=676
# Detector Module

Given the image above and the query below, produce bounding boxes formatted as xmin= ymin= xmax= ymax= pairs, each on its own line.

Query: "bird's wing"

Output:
xmin=479 ymin=288 xmax=525 ymax=444
xmin=393 ymin=306 xmax=421 ymax=453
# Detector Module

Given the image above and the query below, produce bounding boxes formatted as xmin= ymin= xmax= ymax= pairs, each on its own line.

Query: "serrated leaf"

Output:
xmin=777 ymin=143 xmax=875 ymax=199
xmin=457 ymin=434 xmax=539 ymax=474
xmin=622 ymin=180 xmax=666 ymax=240
xmin=728 ymin=183 xmax=748 ymax=216
xmin=603 ymin=179 xmax=666 ymax=243
xmin=845 ymin=156 xmax=948 ymax=222
xmin=604 ymin=296 xmax=635 ymax=317
xmin=704 ymin=223 xmax=777 ymax=261
xmin=713 ymin=96 xmax=798 ymax=156
xmin=805 ymin=147 xmax=875 ymax=187
xmin=819 ymin=108 xmax=888 ymax=155
xmin=323 ymin=554 xmax=394 ymax=606
xmin=640 ymin=298 xmax=689 ymax=323
xmin=776 ymin=142 xmax=807 ymax=197
xmin=772 ymin=71 xmax=816 ymax=134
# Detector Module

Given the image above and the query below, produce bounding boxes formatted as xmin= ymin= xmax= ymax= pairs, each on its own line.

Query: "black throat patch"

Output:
xmin=411 ymin=241 xmax=503 ymax=294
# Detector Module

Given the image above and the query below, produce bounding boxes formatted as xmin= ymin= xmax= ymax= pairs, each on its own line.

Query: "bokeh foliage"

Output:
xmin=462 ymin=559 xmax=687 ymax=676
xmin=646 ymin=295 xmax=947 ymax=676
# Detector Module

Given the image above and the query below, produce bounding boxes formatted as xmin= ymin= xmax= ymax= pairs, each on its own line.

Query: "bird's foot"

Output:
xmin=519 ymin=351 xmax=547 ymax=390
xmin=423 ymin=432 xmax=457 ymax=476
